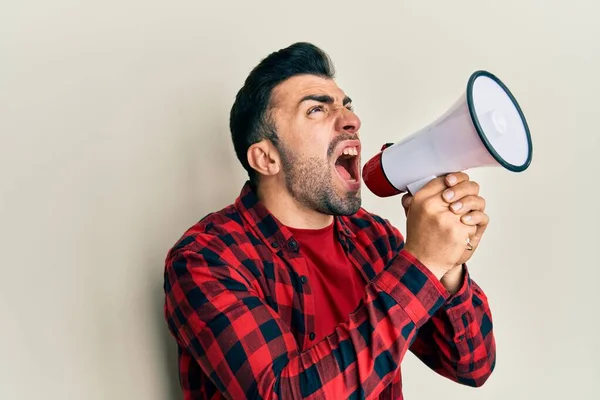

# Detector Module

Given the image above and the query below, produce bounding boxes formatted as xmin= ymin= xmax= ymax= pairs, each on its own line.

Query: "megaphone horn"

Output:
xmin=362 ymin=70 xmax=533 ymax=197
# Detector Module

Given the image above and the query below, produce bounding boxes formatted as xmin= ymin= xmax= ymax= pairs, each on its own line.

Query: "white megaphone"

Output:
xmin=362 ymin=70 xmax=533 ymax=197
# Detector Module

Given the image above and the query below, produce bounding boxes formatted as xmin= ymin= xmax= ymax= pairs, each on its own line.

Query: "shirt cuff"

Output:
xmin=375 ymin=249 xmax=450 ymax=328
xmin=445 ymin=264 xmax=472 ymax=309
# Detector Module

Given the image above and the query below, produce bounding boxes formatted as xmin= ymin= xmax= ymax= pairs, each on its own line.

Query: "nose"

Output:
xmin=335 ymin=107 xmax=361 ymax=134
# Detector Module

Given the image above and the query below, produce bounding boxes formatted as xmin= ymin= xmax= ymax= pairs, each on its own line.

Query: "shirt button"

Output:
xmin=288 ymin=239 xmax=298 ymax=251
xmin=300 ymin=275 xmax=308 ymax=284
xmin=309 ymin=332 xmax=316 ymax=340
xmin=271 ymin=241 xmax=278 ymax=248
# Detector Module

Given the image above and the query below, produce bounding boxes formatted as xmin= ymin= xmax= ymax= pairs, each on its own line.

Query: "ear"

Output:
xmin=247 ymin=140 xmax=281 ymax=178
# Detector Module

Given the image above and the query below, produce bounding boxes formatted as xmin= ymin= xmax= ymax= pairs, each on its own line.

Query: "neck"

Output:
xmin=256 ymin=180 xmax=334 ymax=230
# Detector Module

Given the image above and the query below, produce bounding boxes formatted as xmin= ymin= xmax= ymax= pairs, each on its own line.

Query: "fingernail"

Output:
xmin=447 ymin=175 xmax=457 ymax=185
xmin=451 ymin=201 xmax=463 ymax=211
xmin=462 ymin=215 xmax=471 ymax=222
xmin=444 ymin=190 xmax=454 ymax=201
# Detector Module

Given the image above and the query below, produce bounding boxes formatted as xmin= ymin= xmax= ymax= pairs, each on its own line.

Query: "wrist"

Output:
xmin=402 ymin=245 xmax=449 ymax=281
xmin=440 ymin=264 xmax=465 ymax=294
xmin=429 ymin=265 xmax=447 ymax=281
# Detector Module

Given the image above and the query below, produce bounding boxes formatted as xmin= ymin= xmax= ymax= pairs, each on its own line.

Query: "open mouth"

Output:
xmin=334 ymin=145 xmax=360 ymax=183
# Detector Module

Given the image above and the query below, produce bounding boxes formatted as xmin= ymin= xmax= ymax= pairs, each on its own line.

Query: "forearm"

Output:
xmin=278 ymin=258 xmax=441 ymax=399
xmin=409 ymin=268 xmax=496 ymax=386
xmin=166 ymin=248 xmax=449 ymax=399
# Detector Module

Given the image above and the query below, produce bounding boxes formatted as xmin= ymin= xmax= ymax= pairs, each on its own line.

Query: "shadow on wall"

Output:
xmin=148 ymin=87 xmax=244 ymax=398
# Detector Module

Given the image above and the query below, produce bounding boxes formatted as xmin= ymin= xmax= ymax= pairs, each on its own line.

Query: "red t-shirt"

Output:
xmin=287 ymin=222 xmax=367 ymax=342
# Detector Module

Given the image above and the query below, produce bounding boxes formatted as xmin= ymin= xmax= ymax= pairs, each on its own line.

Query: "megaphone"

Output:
xmin=362 ymin=70 xmax=533 ymax=196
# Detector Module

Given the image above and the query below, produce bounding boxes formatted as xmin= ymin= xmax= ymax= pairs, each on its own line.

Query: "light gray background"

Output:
xmin=1 ymin=1 xmax=598 ymax=399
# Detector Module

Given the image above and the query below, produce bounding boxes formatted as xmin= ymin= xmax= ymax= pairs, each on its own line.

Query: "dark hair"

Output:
xmin=229 ymin=42 xmax=336 ymax=185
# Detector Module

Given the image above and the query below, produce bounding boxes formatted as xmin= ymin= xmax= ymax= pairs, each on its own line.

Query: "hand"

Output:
xmin=401 ymin=173 xmax=484 ymax=280
xmin=440 ymin=173 xmax=489 ymax=267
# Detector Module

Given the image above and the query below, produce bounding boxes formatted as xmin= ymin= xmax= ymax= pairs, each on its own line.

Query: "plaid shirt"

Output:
xmin=164 ymin=182 xmax=496 ymax=399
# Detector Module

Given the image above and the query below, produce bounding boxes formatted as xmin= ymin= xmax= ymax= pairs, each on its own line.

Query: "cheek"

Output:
xmin=295 ymin=132 xmax=330 ymax=156
xmin=302 ymin=142 xmax=329 ymax=162
xmin=287 ymin=119 xmax=334 ymax=158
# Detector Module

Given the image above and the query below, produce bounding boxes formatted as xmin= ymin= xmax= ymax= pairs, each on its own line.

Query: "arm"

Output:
xmin=397 ymin=172 xmax=496 ymax=386
xmin=408 ymin=264 xmax=496 ymax=387
xmin=381 ymin=213 xmax=496 ymax=386
xmin=164 ymin=237 xmax=449 ymax=400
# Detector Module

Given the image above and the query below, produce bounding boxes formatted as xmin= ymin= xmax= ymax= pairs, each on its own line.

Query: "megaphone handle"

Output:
xmin=406 ymin=175 xmax=437 ymax=196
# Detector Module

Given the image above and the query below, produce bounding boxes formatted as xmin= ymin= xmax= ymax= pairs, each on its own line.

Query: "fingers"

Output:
xmin=412 ymin=173 xmax=486 ymax=220
xmin=416 ymin=176 xmax=450 ymax=199
xmin=444 ymin=172 xmax=470 ymax=187
xmin=416 ymin=172 xmax=470 ymax=199
xmin=442 ymin=179 xmax=480 ymax=204
xmin=449 ymin=195 xmax=486 ymax=215
xmin=459 ymin=211 xmax=489 ymax=226
xmin=458 ymin=223 xmax=478 ymax=246
xmin=461 ymin=211 xmax=489 ymax=249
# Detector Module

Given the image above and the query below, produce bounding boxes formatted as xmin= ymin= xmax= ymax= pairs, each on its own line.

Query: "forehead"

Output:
xmin=271 ymin=75 xmax=347 ymax=108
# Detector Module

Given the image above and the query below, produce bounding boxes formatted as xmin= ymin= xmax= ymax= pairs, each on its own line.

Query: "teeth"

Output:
xmin=341 ymin=146 xmax=358 ymax=156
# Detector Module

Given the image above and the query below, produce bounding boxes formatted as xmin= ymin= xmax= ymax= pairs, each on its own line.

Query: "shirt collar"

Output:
xmin=234 ymin=181 xmax=356 ymax=253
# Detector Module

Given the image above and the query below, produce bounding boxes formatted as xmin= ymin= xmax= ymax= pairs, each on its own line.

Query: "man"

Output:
xmin=163 ymin=42 xmax=495 ymax=399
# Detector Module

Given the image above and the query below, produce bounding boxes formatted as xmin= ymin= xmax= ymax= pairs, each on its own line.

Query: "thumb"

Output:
xmin=401 ymin=193 xmax=413 ymax=216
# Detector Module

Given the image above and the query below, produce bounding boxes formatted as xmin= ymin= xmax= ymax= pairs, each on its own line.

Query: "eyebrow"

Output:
xmin=298 ymin=94 xmax=352 ymax=107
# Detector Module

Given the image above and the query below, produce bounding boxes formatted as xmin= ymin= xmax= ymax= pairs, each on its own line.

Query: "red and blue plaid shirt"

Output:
xmin=164 ymin=182 xmax=496 ymax=399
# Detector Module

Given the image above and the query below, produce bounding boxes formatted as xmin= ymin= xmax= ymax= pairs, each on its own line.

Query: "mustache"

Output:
xmin=328 ymin=134 xmax=360 ymax=159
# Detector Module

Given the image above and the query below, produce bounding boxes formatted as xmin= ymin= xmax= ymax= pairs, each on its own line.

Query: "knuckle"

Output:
xmin=441 ymin=211 xmax=454 ymax=223
xmin=460 ymin=196 xmax=476 ymax=209
xmin=463 ymin=195 xmax=476 ymax=204
xmin=463 ymin=212 xmax=477 ymax=223
xmin=411 ymin=194 xmax=423 ymax=206
xmin=463 ymin=195 xmax=484 ymax=210
xmin=422 ymin=198 xmax=436 ymax=213
xmin=413 ymin=190 xmax=427 ymax=202
xmin=436 ymin=212 xmax=450 ymax=227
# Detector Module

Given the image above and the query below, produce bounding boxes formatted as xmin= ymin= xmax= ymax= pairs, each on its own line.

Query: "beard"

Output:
xmin=275 ymin=135 xmax=361 ymax=216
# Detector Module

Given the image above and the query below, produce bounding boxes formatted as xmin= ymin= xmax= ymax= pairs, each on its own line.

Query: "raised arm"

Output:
xmin=398 ymin=172 xmax=496 ymax=386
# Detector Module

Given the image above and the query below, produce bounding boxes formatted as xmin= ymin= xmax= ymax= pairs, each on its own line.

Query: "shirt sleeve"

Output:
xmin=164 ymin=235 xmax=450 ymax=400
xmin=377 ymin=216 xmax=496 ymax=387
xmin=408 ymin=264 xmax=496 ymax=387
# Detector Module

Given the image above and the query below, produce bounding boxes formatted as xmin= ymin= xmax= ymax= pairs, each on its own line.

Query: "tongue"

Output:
xmin=336 ymin=164 xmax=352 ymax=180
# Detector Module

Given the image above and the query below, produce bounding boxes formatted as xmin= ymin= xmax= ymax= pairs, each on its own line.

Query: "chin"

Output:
xmin=332 ymin=185 xmax=362 ymax=216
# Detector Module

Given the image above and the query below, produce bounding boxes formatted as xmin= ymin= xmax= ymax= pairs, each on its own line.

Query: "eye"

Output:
xmin=307 ymin=105 xmax=324 ymax=115
xmin=346 ymin=105 xmax=354 ymax=112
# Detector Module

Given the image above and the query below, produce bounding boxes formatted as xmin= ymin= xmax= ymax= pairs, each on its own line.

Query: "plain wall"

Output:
xmin=1 ymin=1 xmax=598 ymax=399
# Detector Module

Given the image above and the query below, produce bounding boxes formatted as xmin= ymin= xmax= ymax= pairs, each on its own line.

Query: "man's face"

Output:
xmin=269 ymin=74 xmax=362 ymax=216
